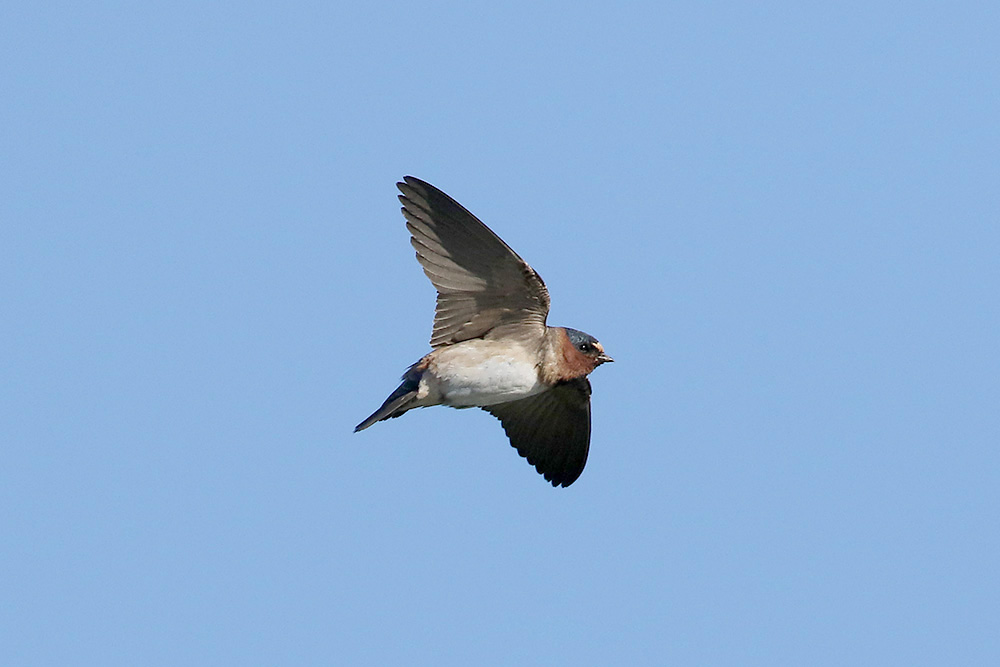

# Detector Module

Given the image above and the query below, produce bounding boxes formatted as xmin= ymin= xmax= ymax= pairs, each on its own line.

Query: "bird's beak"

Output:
xmin=596 ymin=353 xmax=614 ymax=365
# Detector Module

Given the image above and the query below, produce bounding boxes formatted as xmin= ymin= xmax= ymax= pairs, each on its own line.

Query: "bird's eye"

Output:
xmin=578 ymin=342 xmax=592 ymax=352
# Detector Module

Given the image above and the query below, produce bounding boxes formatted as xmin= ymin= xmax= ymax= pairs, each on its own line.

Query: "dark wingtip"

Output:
xmin=545 ymin=471 xmax=580 ymax=488
xmin=399 ymin=175 xmax=427 ymax=192
xmin=397 ymin=176 xmax=427 ymax=208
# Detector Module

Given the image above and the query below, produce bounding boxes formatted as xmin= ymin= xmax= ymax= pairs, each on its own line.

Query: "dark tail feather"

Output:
xmin=354 ymin=364 xmax=423 ymax=432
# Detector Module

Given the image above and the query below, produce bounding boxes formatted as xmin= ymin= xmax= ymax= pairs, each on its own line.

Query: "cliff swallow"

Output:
xmin=355 ymin=177 xmax=612 ymax=487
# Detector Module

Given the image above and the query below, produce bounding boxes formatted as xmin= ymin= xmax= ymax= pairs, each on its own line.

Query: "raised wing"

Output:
xmin=398 ymin=176 xmax=550 ymax=348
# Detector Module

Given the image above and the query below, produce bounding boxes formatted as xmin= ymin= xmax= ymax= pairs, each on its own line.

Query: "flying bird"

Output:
xmin=355 ymin=177 xmax=612 ymax=487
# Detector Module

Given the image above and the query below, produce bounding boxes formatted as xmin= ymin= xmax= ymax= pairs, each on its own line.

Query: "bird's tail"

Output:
xmin=354 ymin=363 xmax=424 ymax=432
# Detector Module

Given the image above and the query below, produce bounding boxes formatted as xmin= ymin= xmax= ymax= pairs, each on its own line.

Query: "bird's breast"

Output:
xmin=424 ymin=341 xmax=546 ymax=407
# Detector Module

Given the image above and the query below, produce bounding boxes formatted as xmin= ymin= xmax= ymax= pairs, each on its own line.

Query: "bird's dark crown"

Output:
xmin=563 ymin=328 xmax=601 ymax=354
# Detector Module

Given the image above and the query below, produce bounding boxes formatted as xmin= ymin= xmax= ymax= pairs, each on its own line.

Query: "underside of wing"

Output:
xmin=483 ymin=378 xmax=592 ymax=487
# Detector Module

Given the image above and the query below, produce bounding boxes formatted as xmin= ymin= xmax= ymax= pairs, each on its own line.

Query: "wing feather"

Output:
xmin=398 ymin=176 xmax=550 ymax=348
xmin=483 ymin=378 xmax=592 ymax=487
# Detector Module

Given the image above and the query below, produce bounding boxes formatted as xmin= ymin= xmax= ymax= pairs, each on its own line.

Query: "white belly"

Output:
xmin=424 ymin=341 xmax=545 ymax=407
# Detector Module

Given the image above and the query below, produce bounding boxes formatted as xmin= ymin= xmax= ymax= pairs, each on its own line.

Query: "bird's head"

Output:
xmin=563 ymin=327 xmax=614 ymax=370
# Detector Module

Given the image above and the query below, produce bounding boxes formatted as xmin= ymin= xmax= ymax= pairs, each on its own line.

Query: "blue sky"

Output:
xmin=3 ymin=1 xmax=998 ymax=664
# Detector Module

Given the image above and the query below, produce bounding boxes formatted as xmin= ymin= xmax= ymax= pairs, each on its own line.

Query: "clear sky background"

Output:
xmin=3 ymin=2 xmax=998 ymax=665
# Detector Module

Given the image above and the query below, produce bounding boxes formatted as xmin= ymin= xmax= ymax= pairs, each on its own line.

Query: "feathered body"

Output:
xmin=355 ymin=177 xmax=611 ymax=487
